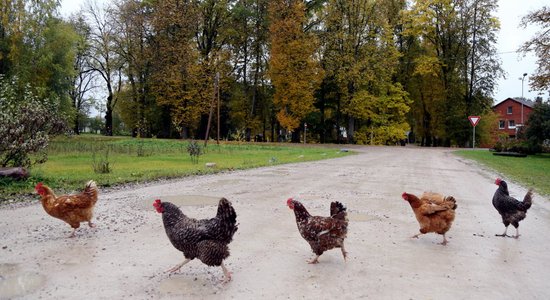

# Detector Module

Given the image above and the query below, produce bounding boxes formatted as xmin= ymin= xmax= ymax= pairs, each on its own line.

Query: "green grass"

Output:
xmin=454 ymin=149 xmax=550 ymax=196
xmin=0 ymin=135 xmax=351 ymax=200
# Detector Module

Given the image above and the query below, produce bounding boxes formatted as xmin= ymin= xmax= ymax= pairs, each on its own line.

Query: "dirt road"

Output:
xmin=1 ymin=146 xmax=549 ymax=299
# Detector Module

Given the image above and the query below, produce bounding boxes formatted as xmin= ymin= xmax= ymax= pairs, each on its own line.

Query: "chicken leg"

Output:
xmin=68 ymin=228 xmax=77 ymax=238
xmin=439 ymin=234 xmax=448 ymax=245
xmin=220 ymin=261 xmax=232 ymax=283
xmin=166 ymin=258 xmax=191 ymax=273
xmin=513 ymin=227 xmax=520 ymax=239
xmin=341 ymin=244 xmax=348 ymax=261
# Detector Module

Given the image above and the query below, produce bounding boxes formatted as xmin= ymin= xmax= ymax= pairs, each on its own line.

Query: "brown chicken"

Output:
xmin=287 ymin=198 xmax=348 ymax=264
xmin=35 ymin=181 xmax=99 ymax=237
xmin=402 ymin=192 xmax=457 ymax=245
xmin=153 ymin=198 xmax=238 ymax=282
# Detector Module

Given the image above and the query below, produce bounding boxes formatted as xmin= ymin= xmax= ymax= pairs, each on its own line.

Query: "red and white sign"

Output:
xmin=468 ymin=116 xmax=480 ymax=127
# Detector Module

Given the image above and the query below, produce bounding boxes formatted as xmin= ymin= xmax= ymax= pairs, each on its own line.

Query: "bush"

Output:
xmin=0 ymin=76 xmax=67 ymax=168
xmin=492 ymin=139 xmax=539 ymax=155
xmin=186 ymin=140 xmax=202 ymax=164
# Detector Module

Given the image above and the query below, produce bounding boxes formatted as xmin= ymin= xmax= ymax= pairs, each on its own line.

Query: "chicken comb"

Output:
xmin=401 ymin=192 xmax=408 ymax=199
xmin=153 ymin=199 xmax=161 ymax=207
xmin=35 ymin=182 xmax=43 ymax=190
xmin=495 ymin=178 xmax=502 ymax=185
xmin=286 ymin=198 xmax=293 ymax=205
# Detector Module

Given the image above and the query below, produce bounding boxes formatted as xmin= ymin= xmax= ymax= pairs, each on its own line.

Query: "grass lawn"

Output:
xmin=0 ymin=135 xmax=351 ymax=200
xmin=454 ymin=149 xmax=550 ymax=196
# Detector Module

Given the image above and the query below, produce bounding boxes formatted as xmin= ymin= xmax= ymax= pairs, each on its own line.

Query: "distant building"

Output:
xmin=492 ymin=97 xmax=535 ymax=138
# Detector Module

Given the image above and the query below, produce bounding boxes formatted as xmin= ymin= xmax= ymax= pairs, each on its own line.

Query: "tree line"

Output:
xmin=1 ymin=0 xmax=548 ymax=147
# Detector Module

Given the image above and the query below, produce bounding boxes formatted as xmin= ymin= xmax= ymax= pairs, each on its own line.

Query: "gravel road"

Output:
xmin=1 ymin=146 xmax=549 ymax=299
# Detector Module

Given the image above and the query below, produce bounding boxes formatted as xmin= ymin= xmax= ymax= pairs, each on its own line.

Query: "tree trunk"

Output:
xmin=73 ymin=113 xmax=80 ymax=135
xmin=0 ymin=167 xmax=29 ymax=180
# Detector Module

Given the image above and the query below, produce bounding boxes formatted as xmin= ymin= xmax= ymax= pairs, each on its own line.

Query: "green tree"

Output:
xmin=84 ymin=0 xmax=123 ymax=136
xmin=402 ymin=0 xmax=501 ymax=146
xmin=227 ymin=0 xmax=270 ymax=141
xmin=520 ymin=6 xmax=550 ymax=93
xmin=68 ymin=13 xmax=97 ymax=135
xmin=0 ymin=76 xmax=66 ymax=168
xmin=526 ymin=101 xmax=550 ymax=150
xmin=0 ymin=0 xmax=77 ymax=115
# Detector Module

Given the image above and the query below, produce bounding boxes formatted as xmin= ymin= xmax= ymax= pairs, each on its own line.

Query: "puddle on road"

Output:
xmin=159 ymin=275 xmax=217 ymax=296
xmin=0 ymin=263 xmax=46 ymax=299
xmin=348 ymin=212 xmax=381 ymax=222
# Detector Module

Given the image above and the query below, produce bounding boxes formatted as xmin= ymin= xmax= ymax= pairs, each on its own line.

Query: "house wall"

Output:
xmin=493 ymin=99 xmax=533 ymax=138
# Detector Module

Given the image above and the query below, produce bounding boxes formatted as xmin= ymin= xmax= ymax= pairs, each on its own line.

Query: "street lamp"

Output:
xmin=520 ymin=73 xmax=527 ymax=125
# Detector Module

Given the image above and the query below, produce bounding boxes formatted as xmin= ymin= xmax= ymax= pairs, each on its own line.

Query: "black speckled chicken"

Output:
xmin=153 ymin=198 xmax=238 ymax=282
xmin=492 ymin=178 xmax=533 ymax=238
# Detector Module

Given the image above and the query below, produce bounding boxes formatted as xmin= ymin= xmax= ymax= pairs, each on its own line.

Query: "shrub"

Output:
xmin=92 ymin=147 xmax=112 ymax=174
xmin=0 ymin=76 xmax=67 ymax=168
xmin=186 ymin=140 xmax=202 ymax=164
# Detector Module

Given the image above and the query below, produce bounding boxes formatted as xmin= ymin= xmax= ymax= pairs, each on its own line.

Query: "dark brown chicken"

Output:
xmin=153 ymin=198 xmax=238 ymax=282
xmin=492 ymin=178 xmax=533 ymax=238
xmin=402 ymin=192 xmax=457 ymax=245
xmin=35 ymin=181 xmax=99 ymax=237
xmin=287 ymin=198 xmax=348 ymax=264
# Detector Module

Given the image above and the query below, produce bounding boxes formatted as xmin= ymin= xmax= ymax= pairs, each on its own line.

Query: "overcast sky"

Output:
xmin=60 ymin=0 xmax=548 ymax=104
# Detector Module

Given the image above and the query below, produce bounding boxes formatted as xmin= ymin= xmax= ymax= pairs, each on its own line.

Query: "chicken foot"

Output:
xmin=307 ymin=255 xmax=320 ymax=264
xmin=411 ymin=233 xmax=422 ymax=239
xmin=341 ymin=244 xmax=348 ymax=261
xmin=495 ymin=226 xmax=512 ymax=238
xmin=166 ymin=258 xmax=191 ymax=273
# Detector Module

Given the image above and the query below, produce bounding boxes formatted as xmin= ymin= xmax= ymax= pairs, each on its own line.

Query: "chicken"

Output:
xmin=286 ymin=198 xmax=348 ymax=264
xmin=401 ymin=192 xmax=457 ymax=245
xmin=35 ymin=181 xmax=99 ymax=238
xmin=153 ymin=198 xmax=238 ymax=282
xmin=492 ymin=178 xmax=533 ymax=238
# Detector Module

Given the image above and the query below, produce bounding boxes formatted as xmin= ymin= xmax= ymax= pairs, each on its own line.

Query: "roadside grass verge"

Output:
xmin=454 ymin=149 xmax=550 ymax=196
xmin=0 ymin=135 xmax=351 ymax=200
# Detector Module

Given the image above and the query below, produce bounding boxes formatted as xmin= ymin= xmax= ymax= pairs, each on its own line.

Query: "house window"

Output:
xmin=507 ymin=106 xmax=513 ymax=114
xmin=508 ymin=120 xmax=516 ymax=129
xmin=499 ymin=120 xmax=505 ymax=129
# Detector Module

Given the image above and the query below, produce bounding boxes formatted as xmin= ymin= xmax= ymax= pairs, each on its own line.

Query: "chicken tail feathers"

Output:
xmin=330 ymin=201 xmax=347 ymax=220
xmin=83 ymin=180 xmax=98 ymax=201
xmin=520 ymin=189 xmax=533 ymax=211
xmin=216 ymin=198 xmax=238 ymax=235
xmin=444 ymin=196 xmax=458 ymax=210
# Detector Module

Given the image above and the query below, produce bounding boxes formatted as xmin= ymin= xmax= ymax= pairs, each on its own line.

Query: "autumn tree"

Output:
xmin=268 ymin=0 xmax=323 ymax=142
xmin=148 ymin=0 xmax=201 ymax=138
xmin=520 ymin=6 xmax=550 ymax=93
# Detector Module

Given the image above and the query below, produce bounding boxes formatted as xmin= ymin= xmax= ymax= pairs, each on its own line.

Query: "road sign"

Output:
xmin=468 ymin=116 xmax=480 ymax=127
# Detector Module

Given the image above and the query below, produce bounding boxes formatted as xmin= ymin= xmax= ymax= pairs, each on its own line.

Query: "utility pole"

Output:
xmin=204 ymin=73 xmax=219 ymax=147
xmin=216 ymin=72 xmax=220 ymax=145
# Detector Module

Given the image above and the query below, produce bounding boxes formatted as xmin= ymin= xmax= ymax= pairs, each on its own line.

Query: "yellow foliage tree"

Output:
xmin=268 ymin=0 xmax=323 ymax=134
